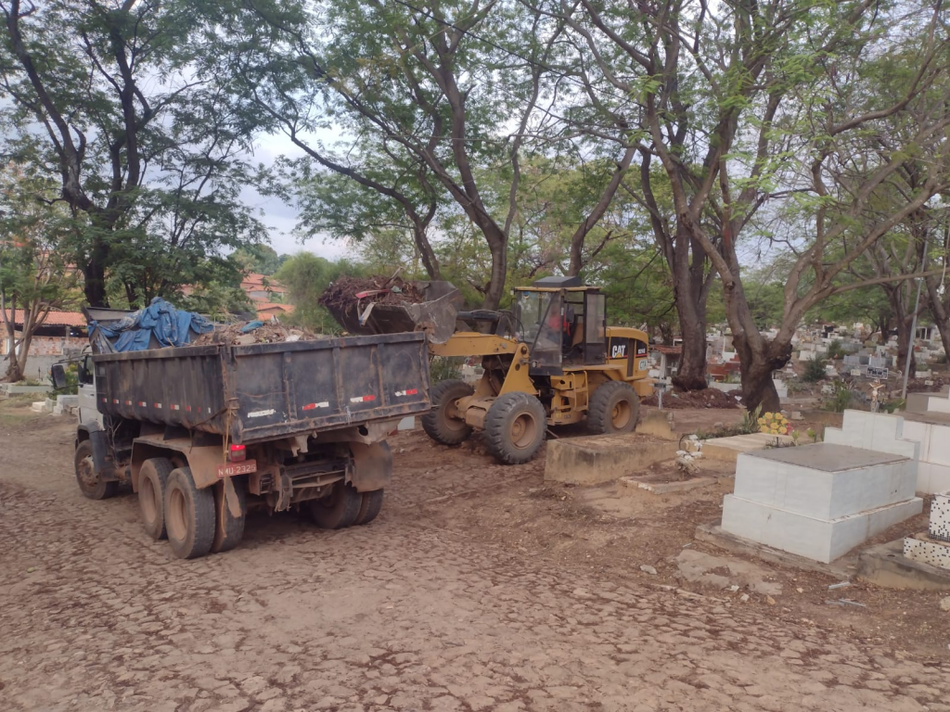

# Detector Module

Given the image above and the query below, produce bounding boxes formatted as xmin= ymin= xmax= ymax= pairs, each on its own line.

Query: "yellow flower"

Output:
xmin=760 ymin=425 xmax=770 ymax=434
xmin=764 ymin=412 xmax=774 ymax=422
xmin=757 ymin=417 xmax=766 ymax=425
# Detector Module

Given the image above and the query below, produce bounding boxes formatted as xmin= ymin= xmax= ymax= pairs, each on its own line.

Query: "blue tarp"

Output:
xmin=89 ymin=297 xmax=215 ymax=352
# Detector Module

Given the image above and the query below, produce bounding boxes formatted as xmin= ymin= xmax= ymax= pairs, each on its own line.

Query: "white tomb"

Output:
xmin=722 ymin=443 xmax=922 ymax=563
xmin=903 ymin=493 xmax=950 ymax=569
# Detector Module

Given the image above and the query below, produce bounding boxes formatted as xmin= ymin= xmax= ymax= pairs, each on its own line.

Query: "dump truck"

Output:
xmin=53 ymin=322 xmax=431 ymax=559
xmin=323 ymin=276 xmax=652 ymax=464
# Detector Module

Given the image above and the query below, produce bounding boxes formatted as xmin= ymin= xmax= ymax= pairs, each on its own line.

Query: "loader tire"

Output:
xmin=422 ymin=379 xmax=474 ymax=445
xmin=354 ymin=489 xmax=384 ymax=526
xmin=484 ymin=392 xmax=546 ymax=465
xmin=138 ymin=457 xmax=174 ymax=540
xmin=74 ymin=440 xmax=118 ymax=500
xmin=164 ymin=467 xmax=215 ymax=559
xmin=211 ymin=478 xmax=247 ymax=554
xmin=588 ymin=381 xmax=640 ymax=435
xmin=309 ymin=481 xmax=362 ymax=529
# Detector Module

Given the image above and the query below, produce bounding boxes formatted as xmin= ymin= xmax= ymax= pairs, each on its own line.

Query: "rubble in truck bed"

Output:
xmin=318 ymin=275 xmax=427 ymax=309
xmin=190 ymin=321 xmax=322 ymax=346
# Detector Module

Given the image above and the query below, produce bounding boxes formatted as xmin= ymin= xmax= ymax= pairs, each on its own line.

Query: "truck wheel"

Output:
xmin=74 ymin=440 xmax=118 ymax=500
xmin=138 ymin=457 xmax=174 ymax=540
xmin=484 ymin=393 xmax=546 ymax=465
xmin=588 ymin=381 xmax=640 ymax=434
xmin=163 ymin=467 xmax=215 ymax=559
xmin=308 ymin=482 xmax=362 ymax=529
xmin=354 ymin=489 xmax=384 ymax=526
xmin=422 ymin=379 xmax=474 ymax=445
xmin=211 ymin=478 xmax=247 ymax=554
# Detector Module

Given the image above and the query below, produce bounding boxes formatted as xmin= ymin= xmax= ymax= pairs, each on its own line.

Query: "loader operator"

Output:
xmin=546 ymin=304 xmax=575 ymax=353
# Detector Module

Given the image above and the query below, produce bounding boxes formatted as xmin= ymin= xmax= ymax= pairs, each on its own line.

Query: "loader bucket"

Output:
xmin=324 ymin=280 xmax=463 ymax=344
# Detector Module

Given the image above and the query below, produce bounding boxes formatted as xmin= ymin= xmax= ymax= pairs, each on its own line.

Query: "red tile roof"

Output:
xmin=4 ymin=309 xmax=86 ymax=327
xmin=653 ymin=345 xmax=682 ymax=355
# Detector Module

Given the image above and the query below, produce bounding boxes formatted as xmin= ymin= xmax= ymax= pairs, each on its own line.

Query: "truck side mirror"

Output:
xmin=51 ymin=364 xmax=68 ymax=390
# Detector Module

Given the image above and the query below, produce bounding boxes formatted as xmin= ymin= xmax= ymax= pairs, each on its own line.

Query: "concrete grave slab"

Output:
xmin=544 ymin=434 xmax=678 ymax=485
xmin=701 ymin=432 xmax=794 ymax=463
xmin=721 ymin=437 xmax=922 ymax=564
xmin=733 ymin=444 xmax=917 ymax=520
xmin=858 ymin=538 xmax=950 ymax=590
xmin=929 ymin=494 xmax=950 ymax=542
xmin=722 ymin=494 xmax=922 ymax=564
xmin=904 ymin=533 xmax=950 ymax=570
xmin=823 ymin=410 xmax=919 ymax=460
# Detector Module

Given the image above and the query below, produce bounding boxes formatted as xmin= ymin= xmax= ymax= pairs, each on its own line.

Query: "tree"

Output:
xmin=219 ymin=0 xmax=636 ymax=308
xmin=275 ymin=253 xmax=366 ymax=333
xmin=563 ymin=0 xmax=950 ymax=411
xmin=0 ymin=165 xmax=79 ymax=381
xmin=231 ymin=245 xmax=282 ymax=277
xmin=0 ymin=0 xmax=265 ymax=306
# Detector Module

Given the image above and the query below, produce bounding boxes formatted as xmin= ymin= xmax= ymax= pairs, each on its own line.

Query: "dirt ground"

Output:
xmin=1 ymin=398 xmax=949 ymax=712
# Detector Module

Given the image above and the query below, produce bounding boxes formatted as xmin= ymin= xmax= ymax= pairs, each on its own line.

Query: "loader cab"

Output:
xmin=513 ymin=276 xmax=607 ymax=375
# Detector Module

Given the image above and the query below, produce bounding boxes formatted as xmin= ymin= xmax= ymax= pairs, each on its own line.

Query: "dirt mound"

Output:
xmin=641 ymin=387 xmax=741 ymax=409
xmin=318 ymin=275 xmax=427 ymax=309
xmin=190 ymin=321 xmax=320 ymax=346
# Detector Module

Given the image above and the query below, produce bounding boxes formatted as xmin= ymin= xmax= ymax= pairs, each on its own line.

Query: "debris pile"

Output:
xmin=905 ymin=376 xmax=950 ymax=393
xmin=191 ymin=321 xmax=320 ymax=346
xmin=318 ymin=275 xmax=427 ymax=310
xmin=642 ymin=387 xmax=741 ymax=409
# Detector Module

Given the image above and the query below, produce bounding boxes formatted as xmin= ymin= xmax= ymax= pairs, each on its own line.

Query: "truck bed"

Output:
xmin=93 ymin=332 xmax=431 ymax=442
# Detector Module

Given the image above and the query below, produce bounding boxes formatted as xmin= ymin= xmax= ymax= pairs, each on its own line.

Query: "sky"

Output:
xmin=240 ymin=131 xmax=350 ymax=260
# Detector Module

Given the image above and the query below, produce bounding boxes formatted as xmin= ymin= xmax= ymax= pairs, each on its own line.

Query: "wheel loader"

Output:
xmin=325 ymin=275 xmax=653 ymax=464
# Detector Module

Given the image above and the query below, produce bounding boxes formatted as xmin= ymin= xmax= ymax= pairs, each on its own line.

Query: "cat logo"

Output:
xmin=611 ymin=343 xmax=627 ymax=359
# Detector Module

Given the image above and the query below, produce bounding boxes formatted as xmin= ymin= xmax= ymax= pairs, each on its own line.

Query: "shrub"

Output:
xmin=827 ymin=339 xmax=846 ymax=360
xmin=802 ymin=357 xmax=826 ymax=383
xmin=429 ymin=356 xmax=464 ymax=383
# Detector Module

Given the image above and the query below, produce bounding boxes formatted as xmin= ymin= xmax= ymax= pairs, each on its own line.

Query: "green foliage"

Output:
xmin=274 ymin=253 xmax=366 ymax=333
xmin=824 ymin=382 xmax=853 ymax=413
xmin=50 ymin=362 xmax=79 ymax=397
xmin=827 ymin=340 xmax=845 ymax=360
xmin=802 ymin=358 xmax=827 ymax=383
xmin=0 ymin=164 xmax=82 ymax=379
xmin=429 ymin=357 xmax=464 ymax=384
xmin=231 ymin=245 xmax=284 ymax=276
xmin=0 ymin=0 xmax=267 ymax=306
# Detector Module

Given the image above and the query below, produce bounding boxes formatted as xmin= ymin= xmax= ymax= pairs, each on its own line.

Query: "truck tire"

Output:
xmin=163 ymin=467 xmax=215 ymax=559
xmin=422 ymin=379 xmax=474 ymax=445
xmin=354 ymin=489 xmax=384 ymax=526
xmin=74 ymin=440 xmax=118 ymax=500
xmin=308 ymin=481 xmax=362 ymax=529
xmin=211 ymin=478 xmax=247 ymax=554
xmin=138 ymin=457 xmax=174 ymax=540
xmin=588 ymin=381 xmax=640 ymax=435
xmin=484 ymin=392 xmax=546 ymax=465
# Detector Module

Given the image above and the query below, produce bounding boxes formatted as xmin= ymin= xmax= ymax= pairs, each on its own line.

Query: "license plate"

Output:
xmin=217 ymin=459 xmax=257 ymax=478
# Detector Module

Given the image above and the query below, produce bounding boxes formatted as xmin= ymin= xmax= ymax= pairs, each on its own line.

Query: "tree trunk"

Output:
xmin=925 ymin=279 xmax=950 ymax=360
xmin=13 ymin=331 xmax=32 ymax=382
xmin=732 ymin=330 xmax=789 ymax=414
xmin=672 ymin=297 xmax=707 ymax=390
xmin=895 ymin=316 xmax=917 ymax=380
xmin=481 ymin=234 xmax=508 ymax=310
xmin=412 ymin=224 xmax=441 ymax=280
xmin=84 ymin=252 xmax=108 ymax=307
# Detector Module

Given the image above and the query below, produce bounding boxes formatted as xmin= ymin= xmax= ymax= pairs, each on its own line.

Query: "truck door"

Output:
xmin=77 ymin=354 xmax=102 ymax=427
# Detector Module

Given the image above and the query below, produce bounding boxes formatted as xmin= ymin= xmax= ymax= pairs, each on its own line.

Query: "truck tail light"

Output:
xmin=229 ymin=444 xmax=246 ymax=462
